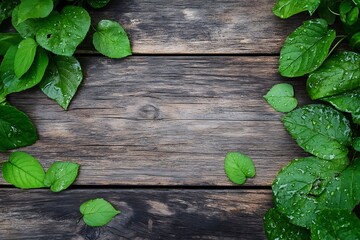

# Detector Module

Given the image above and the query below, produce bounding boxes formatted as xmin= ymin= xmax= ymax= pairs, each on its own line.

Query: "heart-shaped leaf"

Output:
xmin=87 ymin=0 xmax=110 ymax=9
xmin=2 ymin=151 xmax=45 ymax=189
xmin=14 ymin=37 xmax=37 ymax=78
xmin=273 ymin=0 xmax=321 ymax=19
xmin=93 ymin=20 xmax=132 ymax=58
xmin=36 ymin=6 xmax=90 ymax=56
xmin=283 ymin=104 xmax=352 ymax=160
xmin=0 ymin=105 xmax=37 ymax=151
xmin=0 ymin=33 xmax=22 ymax=56
xmin=80 ymin=198 xmax=120 ymax=227
xmin=224 ymin=152 xmax=256 ymax=185
xmin=44 ymin=161 xmax=80 ymax=192
xmin=40 ymin=55 xmax=83 ymax=110
xmin=279 ymin=19 xmax=336 ymax=77
xmin=16 ymin=0 xmax=53 ymax=24
xmin=307 ymin=52 xmax=360 ymax=99
xmin=264 ymin=83 xmax=298 ymax=113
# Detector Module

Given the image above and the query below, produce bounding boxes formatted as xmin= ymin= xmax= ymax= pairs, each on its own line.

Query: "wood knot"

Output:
xmin=139 ymin=104 xmax=160 ymax=120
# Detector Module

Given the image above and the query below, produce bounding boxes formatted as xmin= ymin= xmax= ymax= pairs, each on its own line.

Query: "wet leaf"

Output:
xmin=16 ymin=0 xmax=53 ymax=24
xmin=14 ymin=37 xmax=37 ymax=78
xmin=224 ymin=152 xmax=256 ymax=185
xmin=273 ymin=0 xmax=320 ymax=19
xmin=283 ymin=104 xmax=352 ymax=160
xmin=279 ymin=19 xmax=336 ymax=77
xmin=264 ymin=83 xmax=298 ymax=113
xmin=2 ymin=152 xmax=45 ymax=189
xmin=80 ymin=198 xmax=120 ymax=227
xmin=36 ymin=6 xmax=90 ymax=56
xmin=87 ymin=0 xmax=110 ymax=9
xmin=44 ymin=161 xmax=80 ymax=192
xmin=40 ymin=55 xmax=83 ymax=110
xmin=264 ymin=208 xmax=310 ymax=240
xmin=0 ymin=105 xmax=37 ymax=151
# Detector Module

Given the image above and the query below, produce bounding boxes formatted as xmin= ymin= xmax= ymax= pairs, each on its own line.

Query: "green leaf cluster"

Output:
xmin=264 ymin=1 xmax=360 ymax=239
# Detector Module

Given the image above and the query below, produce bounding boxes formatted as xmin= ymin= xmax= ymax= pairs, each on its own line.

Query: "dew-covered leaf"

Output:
xmin=272 ymin=156 xmax=349 ymax=228
xmin=2 ymin=151 xmax=45 ymax=189
xmin=93 ymin=20 xmax=132 ymax=58
xmin=44 ymin=161 xmax=80 ymax=192
xmin=279 ymin=19 xmax=336 ymax=77
xmin=224 ymin=152 xmax=256 ymax=185
xmin=0 ymin=0 xmax=20 ymax=25
xmin=322 ymin=88 xmax=360 ymax=124
xmin=264 ymin=208 xmax=310 ymax=240
xmin=0 ymin=105 xmax=37 ymax=151
xmin=36 ymin=6 xmax=90 ymax=56
xmin=0 ymin=45 xmax=49 ymax=99
xmin=307 ymin=51 xmax=360 ymax=99
xmin=0 ymin=33 xmax=22 ymax=56
xmin=14 ymin=37 xmax=37 ymax=78
xmin=80 ymin=198 xmax=120 ymax=227
xmin=264 ymin=83 xmax=298 ymax=113
xmin=87 ymin=0 xmax=110 ymax=9
xmin=16 ymin=0 xmax=53 ymax=24
xmin=311 ymin=209 xmax=360 ymax=240
xmin=12 ymin=6 xmax=41 ymax=38
xmin=283 ymin=104 xmax=352 ymax=160
xmin=273 ymin=0 xmax=320 ymax=19
xmin=40 ymin=55 xmax=83 ymax=110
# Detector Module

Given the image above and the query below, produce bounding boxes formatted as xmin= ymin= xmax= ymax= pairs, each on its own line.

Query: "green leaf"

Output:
xmin=279 ymin=19 xmax=336 ymax=77
xmin=2 ymin=151 xmax=45 ymax=189
xmin=14 ymin=37 xmax=37 ymax=78
xmin=272 ymin=156 xmax=349 ymax=228
xmin=264 ymin=83 xmax=298 ymax=113
xmin=224 ymin=152 xmax=256 ymax=185
xmin=322 ymin=88 xmax=360 ymax=124
xmin=0 ymin=45 xmax=49 ymax=99
xmin=16 ymin=0 xmax=53 ymax=24
xmin=317 ymin=0 xmax=339 ymax=25
xmin=36 ymin=6 xmax=90 ymax=56
xmin=349 ymin=32 xmax=360 ymax=51
xmin=0 ymin=33 xmax=22 ymax=56
xmin=44 ymin=161 xmax=80 ymax=192
xmin=12 ymin=6 xmax=41 ymax=38
xmin=264 ymin=208 xmax=310 ymax=240
xmin=87 ymin=0 xmax=110 ymax=9
xmin=0 ymin=0 xmax=20 ymax=25
xmin=311 ymin=210 xmax=360 ymax=240
xmin=273 ymin=0 xmax=321 ymax=19
xmin=283 ymin=104 xmax=352 ymax=160
xmin=93 ymin=20 xmax=132 ymax=58
xmin=80 ymin=198 xmax=120 ymax=227
xmin=0 ymin=105 xmax=37 ymax=151
xmin=40 ymin=55 xmax=83 ymax=110
xmin=353 ymin=137 xmax=360 ymax=151
xmin=307 ymin=52 xmax=360 ymax=99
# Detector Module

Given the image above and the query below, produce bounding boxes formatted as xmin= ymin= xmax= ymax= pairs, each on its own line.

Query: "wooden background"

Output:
xmin=0 ymin=1 xmax=308 ymax=239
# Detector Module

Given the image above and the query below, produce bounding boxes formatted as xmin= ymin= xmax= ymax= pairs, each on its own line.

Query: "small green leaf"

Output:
xmin=307 ymin=52 xmax=360 ymax=99
xmin=283 ymin=104 xmax=352 ymax=160
xmin=16 ymin=0 xmax=53 ymax=24
xmin=36 ymin=6 xmax=90 ymax=56
xmin=87 ymin=0 xmax=110 ymax=9
xmin=12 ymin=6 xmax=41 ymax=38
xmin=353 ymin=137 xmax=360 ymax=151
xmin=264 ymin=83 xmax=298 ymax=113
xmin=264 ymin=208 xmax=310 ymax=240
xmin=93 ymin=20 xmax=132 ymax=58
xmin=322 ymin=88 xmax=360 ymax=124
xmin=0 ymin=33 xmax=22 ymax=56
xmin=279 ymin=19 xmax=336 ymax=77
xmin=2 ymin=151 xmax=45 ymax=189
xmin=80 ymin=198 xmax=120 ymax=227
xmin=224 ymin=152 xmax=256 ymax=185
xmin=0 ymin=105 xmax=37 ymax=151
xmin=0 ymin=0 xmax=20 ymax=25
xmin=14 ymin=37 xmax=37 ymax=78
xmin=44 ymin=162 xmax=80 ymax=192
xmin=273 ymin=0 xmax=321 ymax=19
xmin=311 ymin=210 xmax=360 ymax=240
xmin=40 ymin=55 xmax=83 ymax=110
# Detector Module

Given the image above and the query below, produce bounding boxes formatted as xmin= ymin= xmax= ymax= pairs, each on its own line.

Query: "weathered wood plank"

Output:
xmin=78 ymin=0 xmax=305 ymax=54
xmin=0 ymin=189 xmax=272 ymax=240
xmin=5 ymin=56 xmax=309 ymax=186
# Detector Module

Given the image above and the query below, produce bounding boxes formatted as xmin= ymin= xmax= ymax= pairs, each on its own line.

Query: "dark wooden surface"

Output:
xmin=0 ymin=1 xmax=308 ymax=239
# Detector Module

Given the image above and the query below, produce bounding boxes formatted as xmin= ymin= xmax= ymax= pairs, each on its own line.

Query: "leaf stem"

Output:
xmin=328 ymin=36 xmax=347 ymax=57
xmin=328 ymin=7 xmax=340 ymax=16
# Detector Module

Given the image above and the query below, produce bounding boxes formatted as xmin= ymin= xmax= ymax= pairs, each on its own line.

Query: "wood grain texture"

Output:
xmin=5 ymin=56 xmax=310 ymax=186
xmin=0 ymin=189 xmax=272 ymax=240
xmin=77 ymin=0 xmax=306 ymax=54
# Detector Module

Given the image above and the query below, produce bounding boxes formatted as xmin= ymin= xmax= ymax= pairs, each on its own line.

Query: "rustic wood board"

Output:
xmin=77 ymin=0 xmax=306 ymax=54
xmin=0 ymin=189 xmax=272 ymax=240
xmin=5 ymin=56 xmax=309 ymax=186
